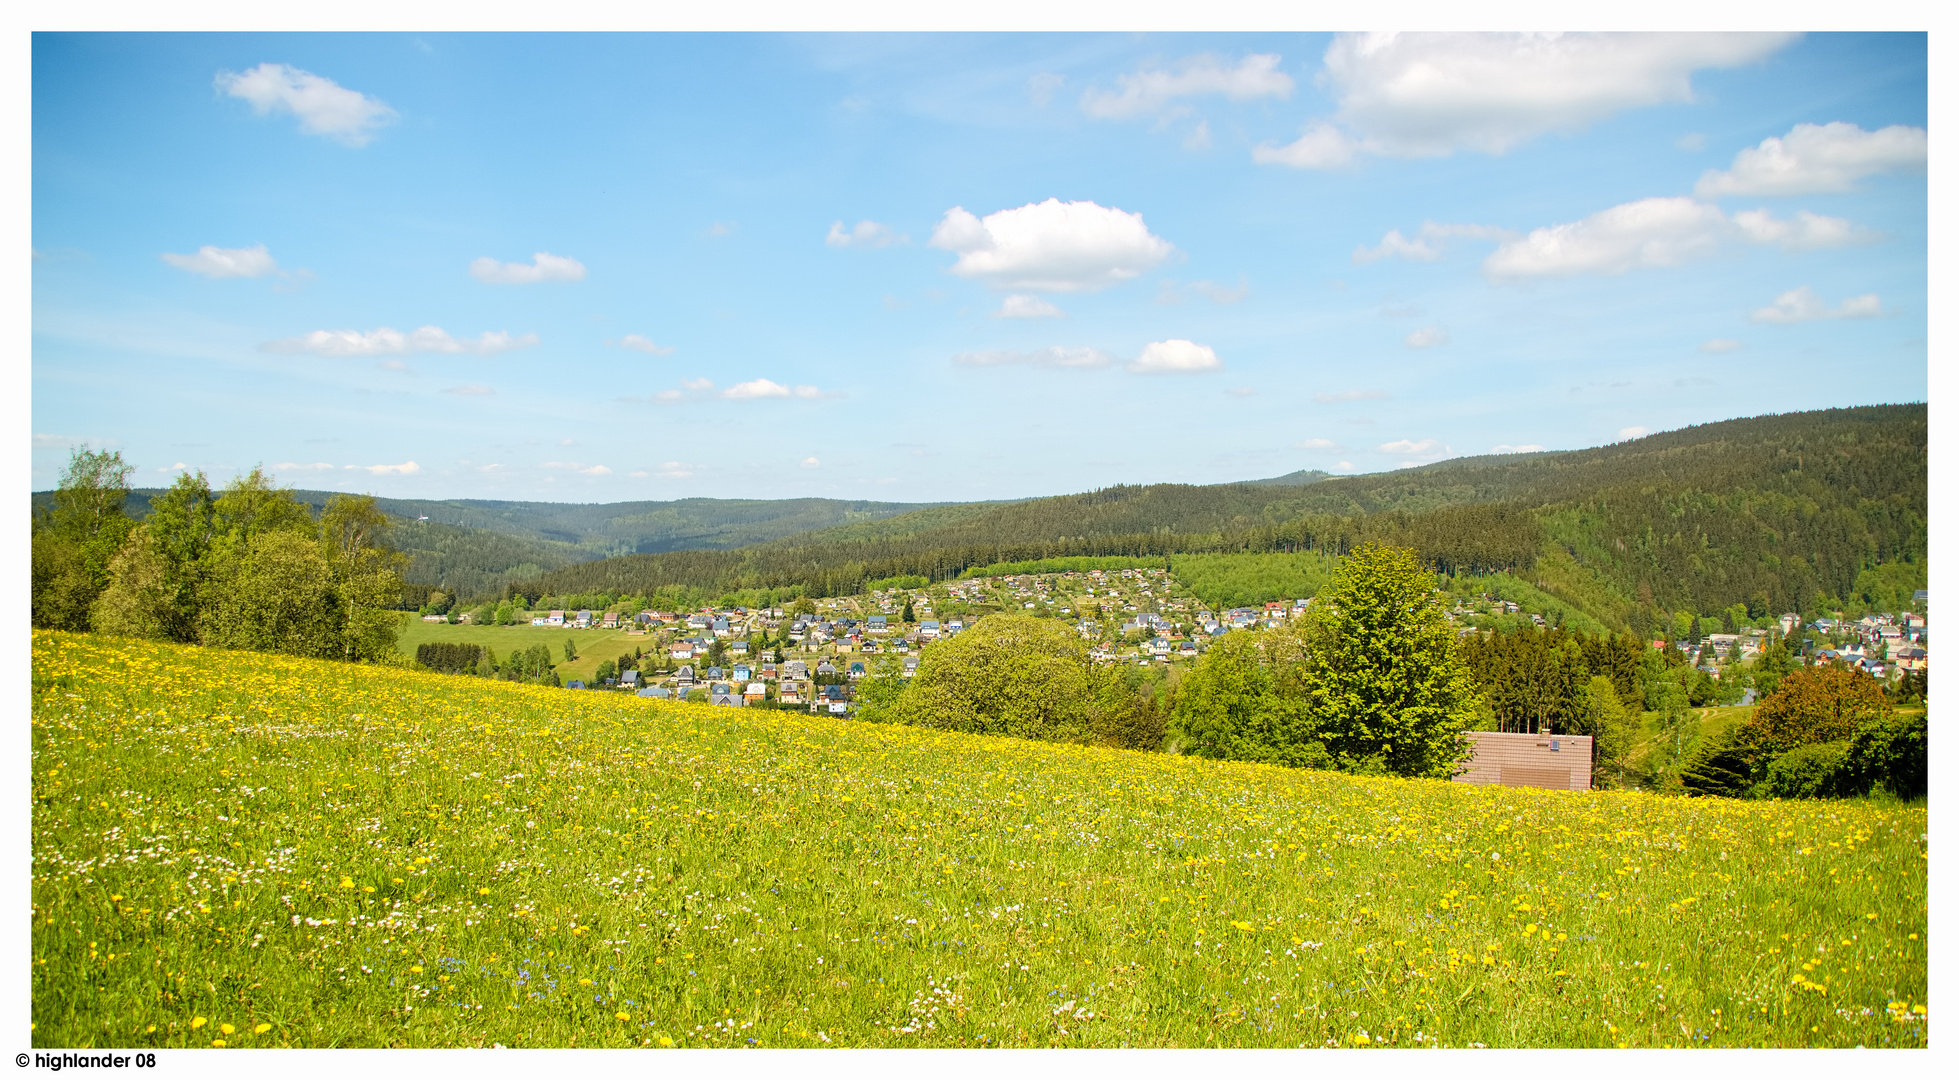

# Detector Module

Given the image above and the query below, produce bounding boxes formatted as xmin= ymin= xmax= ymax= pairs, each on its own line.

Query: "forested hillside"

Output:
xmin=514 ymin=404 xmax=1924 ymax=629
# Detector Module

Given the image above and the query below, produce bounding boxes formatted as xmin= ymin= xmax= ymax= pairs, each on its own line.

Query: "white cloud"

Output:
xmin=1294 ymin=438 xmax=1339 ymax=449
xmin=33 ymin=433 xmax=86 ymax=448
xmin=723 ymin=378 xmax=791 ymax=400
xmin=259 ymin=326 xmax=538 ymax=356
xmin=1317 ymin=32 xmax=1795 ymax=159
xmin=1080 ymin=53 xmax=1292 ymax=119
xmin=800 ymin=456 xmax=822 ymax=469
xmin=653 ymin=390 xmax=686 ymax=405
xmin=993 ymin=294 xmax=1064 ymax=319
xmin=1335 ymin=461 xmax=1354 ymax=470
xmin=1026 ymin=72 xmax=1065 ymax=107
xmin=929 ymin=199 xmax=1174 ymax=293
xmin=160 ymin=244 xmax=278 ymax=279
xmin=443 ymin=384 xmax=494 ymax=396
xmin=379 ymin=359 xmax=410 ymax=372
xmin=1490 ymin=444 xmax=1544 ymax=454
xmin=825 ymin=220 xmax=905 ymax=248
xmin=1353 ymin=221 xmax=1515 ymax=263
xmin=157 ymin=462 xmax=188 ymax=473
xmin=1485 ymin=197 xmax=1727 ymax=277
xmin=1618 ymin=426 xmax=1652 ymax=440
xmin=656 ymin=461 xmax=698 ymax=479
xmin=1313 ymin=389 xmax=1389 ymax=403
xmin=1405 ymin=326 xmax=1449 ymax=348
xmin=1379 ymin=438 xmax=1446 ymax=456
xmin=1182 ymin=121 xmax=1212 ymax=152
xmin=793 ymin=385 xmax=825 ymax=399
xmin=469 ymin=252 xmax=586 ymax=284
xmin=1252 ymin=121 xmax=1361 ymax=169
xmin=1129 ymin=339 xmax=1221 ymax=374
xmin=214 ymin=62 xmax=397 ymax=146
xmin=1696 ymin=122 xmax=1928 ymax=197
xmin=615 ymin=334 xmax=675 ymax=355
xmin=1699 ymin=337 xmax=1746 ymax=353
xmin=578 ymin=465 xmax=611 ymax=476
xmin=628 ymin=470 xmax=649 ymax=478
xmin=1730 ymin=209 xmax=1870 ymax=251
xmin=952 ymin=346 xmax=1113 ymax=369
xmin=1676 ymin=132 xmax=1706 ymax=151
xmin=680 ymin=377 xmax=715 ymax=392
xmin=347 ymin=461 xmax=420 ymax=475
xmin=1483 ymin=197 xmax=1858 ymax=279
xmin=271 ymin=461 xmax=336 ymax=471
xmin=1749 ymin=286 xmax=1883 ymax=324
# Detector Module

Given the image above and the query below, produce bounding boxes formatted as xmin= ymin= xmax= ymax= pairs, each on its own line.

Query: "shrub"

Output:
xmin=1846 ymin=711 xmax=1928 ymax=799
xmin=1763 ymin=742 xmax=1854 ymax=800
xmin=891 ymin=614 xmax=1093 ymax=743
xmin=1739 ymin=664 xmax=1889 ymax=766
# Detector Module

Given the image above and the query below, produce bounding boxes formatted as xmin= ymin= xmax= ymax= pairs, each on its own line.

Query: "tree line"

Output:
xmin=32 ymin=448 xmax=406 ymax=665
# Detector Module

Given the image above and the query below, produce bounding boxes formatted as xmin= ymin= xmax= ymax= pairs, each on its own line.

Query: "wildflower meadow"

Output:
xmin=31 ymin=630 xmax=1927 ymax=1049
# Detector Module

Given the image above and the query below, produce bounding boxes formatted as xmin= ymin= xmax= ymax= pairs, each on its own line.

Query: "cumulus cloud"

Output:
xmin=723 ymin=378 xmax=791 ymax=400
xmin=1353 ymin=221 xmax=1515 ymax=263
xmin=468 ymin=252 xmax=586 ymax=284
xmin=1321 ymin=32 xmax=1795 ymax=159
xmin=1696 ymin=122 xmax=1927 ymax=197
xmin=1618 ymin=426 xmax=1652 ymax=440
xmin=1294 ymin=438 xmax=1339 ymax=449
xmin=347 ymin=461 xmax=420 ymax=475
xmin=1483 ymin=197 xmax=1864 ymax=279
xmin=1749 ymin=286 xmax=1882 ymax=324
xmin=800 ymin=456 xmax=822 ymax=469
xmin=994 ymin=294 xmax=1065 ymax=319
xmin=1079 ymin=53 xmax=1293 ymax=119
xmin=161 ymin=244 xmax=279 ymax=279
xmin=680 ymin=377 xmax=716 ymax=392
xmin=1129 ymin=339 xmax=1221 ymax=374
xmin=271 ymin=461 xmax=336 ymax=471
xmin=952 ymin=346 xmax=1113 ymax=369
xmin=443 ymin=384 xmax=494 ymax=396
xmin=1313 ymin=389 xmax=1389 ymax=403
xmin=1405 ymin=326 xmax=1449 ymax=348
xmin=826 ymin=220 xmax=905 ymax=248
xmin=215 ymin=62 xmax=397 ymax=146
xmin=260 ymin=326 xmax=538 ymax=356
xmin=1252 ymin=121 xmax=1361 ymax=169
xmin=1699 ymin=337 xmax=1746 ymax=353
xmin=614 ymin=334 xmax=675 ymax=355
xmin=1490 ymin=443 xmax=1545 ymax=454
xmin=930 ymin=199 xmax=1175 ymax=293
xmin=655 ymin=461 xmax=699 ymax=478
xmin=1730 ymin=209 xmax=1871 ymax=251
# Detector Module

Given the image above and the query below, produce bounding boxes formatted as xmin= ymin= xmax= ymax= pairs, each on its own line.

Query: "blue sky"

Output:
xmin=30 ymin=31 xmax=1927 ymax=502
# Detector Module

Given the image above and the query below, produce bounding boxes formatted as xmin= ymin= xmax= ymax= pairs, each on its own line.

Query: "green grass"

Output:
xmin=394 ymin=616 xmax=662 ymax=684
xmin=32 ymin=631 xmax=1928 ymax=1049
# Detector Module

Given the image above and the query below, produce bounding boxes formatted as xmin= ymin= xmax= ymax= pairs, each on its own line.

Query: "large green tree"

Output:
xmin=1294 ymin=541 xmax=1480 ymax=778
xmin=890 ymin=614 xmax=1095 ymax=743
xmin=31 ymin=446 xmax=135 ymax=631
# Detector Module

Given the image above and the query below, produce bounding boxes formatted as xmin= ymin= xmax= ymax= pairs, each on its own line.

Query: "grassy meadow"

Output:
xmin=32 ymin=630 xmax=1928 ymax=1049
xmin=393 ymin=616 xmax=657 ymax=684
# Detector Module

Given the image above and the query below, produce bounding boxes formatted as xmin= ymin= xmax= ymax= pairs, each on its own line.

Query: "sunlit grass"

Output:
xmin=32 ymin=630 xmax=1927 ymax=1048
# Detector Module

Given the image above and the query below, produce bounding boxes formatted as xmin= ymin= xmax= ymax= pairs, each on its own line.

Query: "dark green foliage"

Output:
xmin=1763 ymin=742 xmax=1856 ymax=800
xmin=1679 ymin=721 xmax=1758 ymax=798
xmin=1845 ymin=712 xmax=1928 ymax=799
xmin=505 ymin=406 xmax=1924 ymax=628
xmin=416 ymin=642 xmax=486 ymax=673
xmin=32 ymin=447 xmax=136 ymax=631
xmin=1459 ymin=627 xmax=1645 ymax=734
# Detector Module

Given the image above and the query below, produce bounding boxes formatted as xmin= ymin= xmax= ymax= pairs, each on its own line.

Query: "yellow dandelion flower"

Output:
xmin=658 ymin=1036 xmax=675 ymax=1047
xmin=410 ymin=966 xmax=423 ymax=974
xmin=616 ymin=1011 xmax=631 ymax=1022
xmin=219 ymin=1023 xmax=235 ymax=1035
xmin=339 ymin=878 xmax=354 ymax=889
xmin=190 ymin=1016 xmax=207 ymax=1029
xmin=478 ymin=887 xmax=490 ymax=895
xmin=254 ymin=1023 xmax=271 ymax=1034
xmin=580 ymin=978 xmax=593 ymax=986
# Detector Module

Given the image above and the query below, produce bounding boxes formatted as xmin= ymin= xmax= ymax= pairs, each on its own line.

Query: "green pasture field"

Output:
xmin=394 ymin=616 xmax=662 ymax=684
xmin=32 ymin=631 xmax=1928 ymax=1049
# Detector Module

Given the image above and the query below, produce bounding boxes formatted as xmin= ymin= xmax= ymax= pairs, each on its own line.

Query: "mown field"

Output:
xmin=32 ymin=631 xmax=1927 ymax=1049
xmin=393 ymin=617 xmax=653 ymax=684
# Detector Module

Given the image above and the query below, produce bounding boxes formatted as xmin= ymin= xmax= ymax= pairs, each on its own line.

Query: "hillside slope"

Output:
xmin=515 ymin=404 xmax=1925 ymax=627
